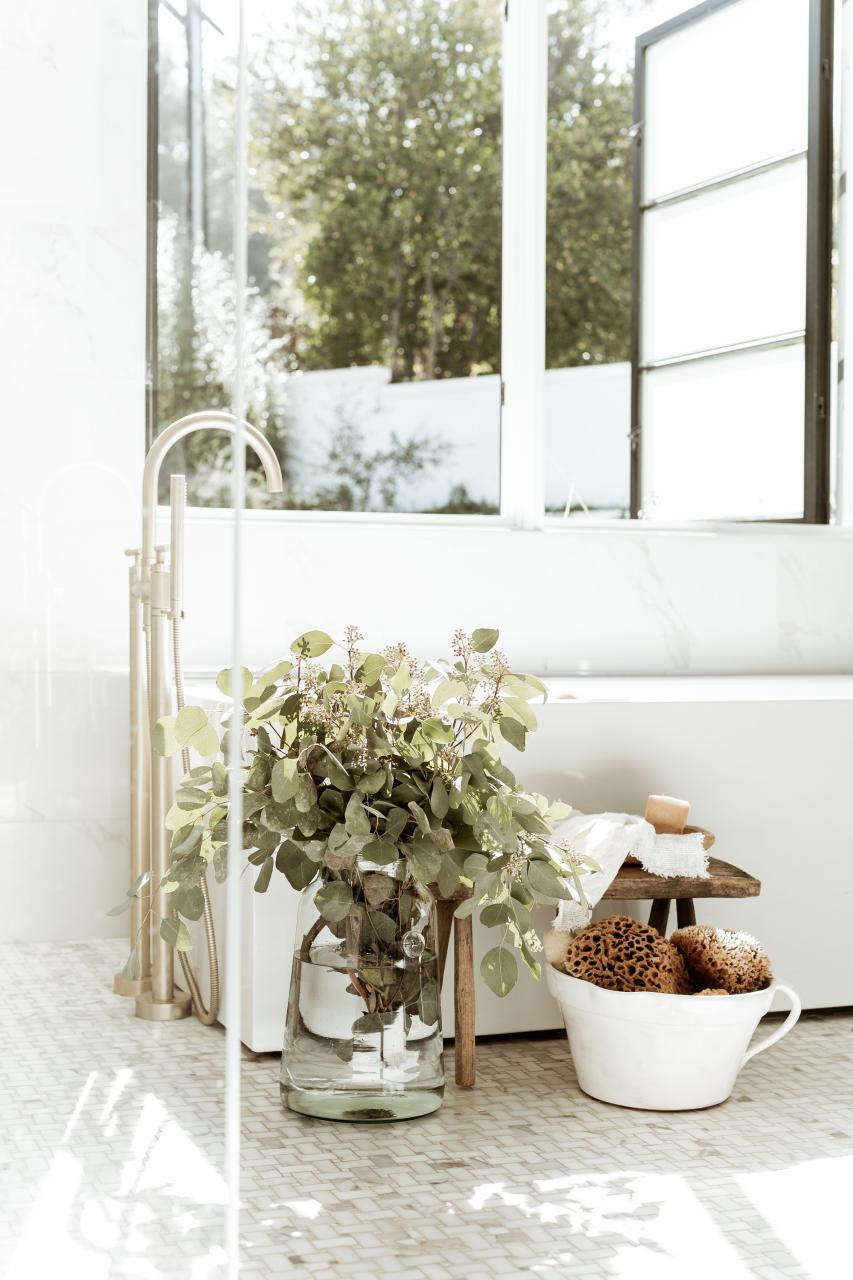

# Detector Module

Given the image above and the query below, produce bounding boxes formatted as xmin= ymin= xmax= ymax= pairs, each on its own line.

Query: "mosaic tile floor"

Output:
xmin=1 ymin=941 xmax=851 ymax=1280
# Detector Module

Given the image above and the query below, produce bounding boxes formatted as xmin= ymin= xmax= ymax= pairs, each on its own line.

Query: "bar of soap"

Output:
xmin=645 ymin=794 xmax=689 ymax=835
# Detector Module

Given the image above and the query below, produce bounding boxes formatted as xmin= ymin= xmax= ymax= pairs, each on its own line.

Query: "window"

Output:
xmin=149 ymin=0 xmax=837 ymax=523
xmin=150 ymin=0 xmax=502 ymax=513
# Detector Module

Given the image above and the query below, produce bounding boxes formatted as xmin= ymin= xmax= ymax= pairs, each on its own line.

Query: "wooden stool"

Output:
xmin=431 ymin=858 xmax=760 ymax=1088
xmin=602 ymin=857 xmax=761 ymax=934
xmin=433 ymin=884 xmax=476 ymax=1088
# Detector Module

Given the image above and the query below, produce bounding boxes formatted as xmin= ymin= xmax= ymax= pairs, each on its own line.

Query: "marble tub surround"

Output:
xmin=1 ymin=939 xmax=850 ymax=1280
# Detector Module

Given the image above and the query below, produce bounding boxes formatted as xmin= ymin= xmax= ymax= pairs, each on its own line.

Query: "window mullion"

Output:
xmin=500 ymin=0 xmax=547 ymax=529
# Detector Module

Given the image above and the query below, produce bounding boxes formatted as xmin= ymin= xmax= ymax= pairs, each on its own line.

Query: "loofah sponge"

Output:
xmin=562 ymin=914 xmax=692 ymax=994
xmin=670 ymin=925 xmax=772 ymax=994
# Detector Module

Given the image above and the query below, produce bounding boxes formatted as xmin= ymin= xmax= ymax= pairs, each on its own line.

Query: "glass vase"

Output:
xmin=280 ymin=859 xmax=445 ymax=1121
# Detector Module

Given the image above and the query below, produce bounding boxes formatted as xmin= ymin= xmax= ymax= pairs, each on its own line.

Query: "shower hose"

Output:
xmin=171 ymin=609 xmax=221 ymax=1026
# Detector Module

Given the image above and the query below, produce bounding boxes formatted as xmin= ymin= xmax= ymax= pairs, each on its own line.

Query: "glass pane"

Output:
xmin=155 ymin=0 xmax=504 ymax=515
xmin=640 ymin=342 xmax=805 ymax=520
xmin=544 ymin=0 xmax=692 ymax=519
xmin=642 ymin=158 xmax=808 ymax=363
xmin=644 ymin=0 xmax=810 ymax=202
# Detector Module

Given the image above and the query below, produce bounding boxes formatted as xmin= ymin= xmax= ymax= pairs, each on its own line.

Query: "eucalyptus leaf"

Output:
xmin=498 ymin=715 xmax=526 ymax=751
xmin=361 ymin=837 xmax=399 ymax=866
xmin=174 ymin=884 xmax=205 ymax=920
xmin=254 ymin=857 xmax=274 ymax=894
xmin=357 ymin=653 xmax=387 ymax=685
xmin=526 ymin=858 xmax=574 ymax=901
xmin=128 ymin=871 xmax=150 ymax=897
xmin=271 ymin=757 xmax=299 ymax=803
xmin=295 ymin=773 xmax=318 ymax=813
xmin=171 ymin=824 xmax=202 ymax=858
xmin=152 ymin=716 xmax=180 ymax=757
xmin=366 ymin=909 xmax=398 ymax=944
xmin=407 ymin=801 xmax=431 ymax=834
xmin=363 ymin=873 xmax=395 ymax=906
xmin=344 ymin=792 xmax=371 ymax=837
xmin=430 ymin=778 xmax=449 ymax=820
xmin=291 ymin=629 xmax=334 ymax=658
xmin=480 ymin=902 xmax=512 ymax=928
xmin=405 ymin=841 xmax=441 ymax=883
xmin=120 ymin=944 xmax=140 ymax=981
xmin=314 ymin=879 xmax=354 ymax=923
xmin=437 ymin=859 xmax=461 ymax=899
xmin=276 ymin=841 xmax=320 ymax=889
xmin=216 ymin=666 xmax=253 ymax=699
xmin=107 ymin=897 xmax=133 ymax=917
xmin=160 ymin=917 xmax=192 ymax=951
xmin=471 ymin=627 xmax=499 ymax=653
xmin=481 ymin=945 xmax=518 ymax=997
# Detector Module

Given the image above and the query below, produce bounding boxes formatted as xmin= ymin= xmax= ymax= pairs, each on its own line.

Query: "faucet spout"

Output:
xmin=141 ymin=410 xmax=283 ymax=564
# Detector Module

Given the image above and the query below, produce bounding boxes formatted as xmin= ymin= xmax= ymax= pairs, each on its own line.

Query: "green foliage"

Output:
xmin=155 ymin=0 xmax=637 ymax=511
xmin=152 ymin=625 xmax=591 ymax=996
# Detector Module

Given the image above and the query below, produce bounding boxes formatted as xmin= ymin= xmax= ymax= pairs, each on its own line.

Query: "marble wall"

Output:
xmin=0 ymin=2 xmax=146 ymax=941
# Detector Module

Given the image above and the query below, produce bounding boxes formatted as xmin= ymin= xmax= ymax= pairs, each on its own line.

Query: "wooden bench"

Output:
xmin=433 ymin=856 xmax=760 ymax=1089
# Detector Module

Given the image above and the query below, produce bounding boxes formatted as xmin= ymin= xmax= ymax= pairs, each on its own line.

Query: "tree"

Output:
xmin=546 ymin=0 xmax=635 ymax=367
xmin=155 ymin=0 xmax=642 ymax=507
xmin=250 ymin=0 xmax=636 ymax=383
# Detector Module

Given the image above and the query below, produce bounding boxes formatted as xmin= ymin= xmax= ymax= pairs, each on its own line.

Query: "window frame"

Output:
xmin=629 ymin=0 xmax=834 ymax=523
xmin=146 ymin=0 xmax=838 ymax=530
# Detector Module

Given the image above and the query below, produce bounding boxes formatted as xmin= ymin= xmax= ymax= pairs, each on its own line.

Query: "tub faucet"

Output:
xmin=115 ymin=411 xmax=283 ymax=1021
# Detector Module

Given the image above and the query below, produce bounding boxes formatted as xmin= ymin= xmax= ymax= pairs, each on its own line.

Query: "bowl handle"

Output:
xmin=742 ymin=983 xmax=801 ymax=1065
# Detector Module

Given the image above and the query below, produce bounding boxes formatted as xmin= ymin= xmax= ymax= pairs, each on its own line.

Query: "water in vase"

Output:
xmin=281 ymin=942 xmax=445 ymax=1122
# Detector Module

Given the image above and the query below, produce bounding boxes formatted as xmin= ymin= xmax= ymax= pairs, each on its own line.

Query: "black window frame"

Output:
xmin=629 ymin=0 xmax=834 ymax=523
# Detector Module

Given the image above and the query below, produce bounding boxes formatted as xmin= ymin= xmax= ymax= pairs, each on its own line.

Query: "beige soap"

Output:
xmin=644 ymin=794 xmax=690 ymax=835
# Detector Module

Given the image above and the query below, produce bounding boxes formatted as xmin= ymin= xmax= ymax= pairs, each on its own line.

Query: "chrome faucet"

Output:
xmin=115 ymin=412 xmax=283 ymax=1021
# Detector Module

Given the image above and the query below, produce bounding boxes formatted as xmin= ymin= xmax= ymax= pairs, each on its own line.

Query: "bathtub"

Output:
xmin=181 ymin=674 xmax=853 ymax=1050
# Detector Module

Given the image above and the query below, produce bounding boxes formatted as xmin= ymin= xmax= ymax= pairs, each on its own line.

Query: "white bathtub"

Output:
xmin=181 ymin=674 xmax=853 ymax=1050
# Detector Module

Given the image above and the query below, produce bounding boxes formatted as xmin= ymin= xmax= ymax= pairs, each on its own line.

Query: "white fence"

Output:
xmin=282 ymin=361 xmax=631 ymax=513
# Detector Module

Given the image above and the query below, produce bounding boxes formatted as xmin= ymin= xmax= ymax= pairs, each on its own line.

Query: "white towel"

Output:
xmin=543 ymin=810 xmax=710 ymax=960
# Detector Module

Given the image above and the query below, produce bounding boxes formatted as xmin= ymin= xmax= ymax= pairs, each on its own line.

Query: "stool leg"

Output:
xmin=453 ymin=914 xmax=475 ymax=1088
xmin=648 ymin=899 xmax=670 ymax=936
xmin=436 ymin=898 xmax=454 ymax=987
xmin=676 ymin=898 xmax=696 ymax=928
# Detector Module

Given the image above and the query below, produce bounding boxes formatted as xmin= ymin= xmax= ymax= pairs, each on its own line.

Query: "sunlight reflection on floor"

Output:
xmin=2 ymin=941 xmax=852 ymax=1279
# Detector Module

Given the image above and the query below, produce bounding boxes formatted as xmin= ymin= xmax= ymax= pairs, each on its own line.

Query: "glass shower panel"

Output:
xmin=643 ymin=0 xmax=810 ymax=202
xmin=640 ymin=343 xmax=806 ymax=520
xmin=642 ymin=158 xmax=808 ymax=363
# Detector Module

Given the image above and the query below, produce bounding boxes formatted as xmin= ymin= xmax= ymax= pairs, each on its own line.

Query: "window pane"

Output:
xmin=154 ymin=0 xmax=503 ymax=514
xmin=640 ymin=343 xmax=806 ymax=520
xmin=644 ymin=0 xmax=810 ymax=202
xmin=544 ymin=0 xmax=688 ymax=519
xmin=642 ymin=159 xmax=808 ymax=363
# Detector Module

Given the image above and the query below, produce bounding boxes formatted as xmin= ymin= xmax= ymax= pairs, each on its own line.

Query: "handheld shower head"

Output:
xmin=141 ymin=411 xmax=283 ymax=564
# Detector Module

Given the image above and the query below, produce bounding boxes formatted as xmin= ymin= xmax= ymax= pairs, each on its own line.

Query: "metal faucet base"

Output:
xmin=113 ymin=973 xmax=152 ymax=998
xmin=134 ymin=991 xmax=192 ymax=1021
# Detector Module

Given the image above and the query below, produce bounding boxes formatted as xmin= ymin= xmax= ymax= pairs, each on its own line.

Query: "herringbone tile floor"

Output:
xmin=1 ymin=940 xmax=850 ymax=1279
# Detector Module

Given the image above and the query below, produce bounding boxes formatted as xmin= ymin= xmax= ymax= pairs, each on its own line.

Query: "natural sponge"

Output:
xmin=670 ymin=925 xmax=771 ymax=994
xmin=563 ymin=915 xmax=692 ymax=994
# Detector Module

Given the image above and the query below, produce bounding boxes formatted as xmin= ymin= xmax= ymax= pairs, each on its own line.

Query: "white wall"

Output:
xmin=0 ymin=2 xmax=146 ymax=941
xmin=4 ymin=1 xmax=853 ymax=957
xmin=177 ymin=513 xmax=853 ymax=677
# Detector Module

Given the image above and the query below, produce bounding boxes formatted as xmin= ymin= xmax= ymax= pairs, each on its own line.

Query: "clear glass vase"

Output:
xmin=280 ymin=859 xmax=445 ymax=1121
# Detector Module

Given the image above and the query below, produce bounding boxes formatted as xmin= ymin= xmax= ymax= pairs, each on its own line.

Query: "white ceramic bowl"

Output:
xmin=545 ymin=963 xmax=801 ymax=1111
